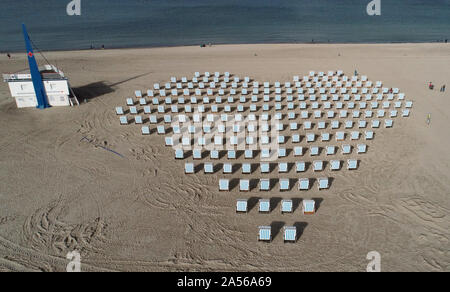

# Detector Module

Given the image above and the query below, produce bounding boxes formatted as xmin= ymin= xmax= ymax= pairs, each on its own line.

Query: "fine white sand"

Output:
xmin=0 ymin=43 xmax=449 ymax=272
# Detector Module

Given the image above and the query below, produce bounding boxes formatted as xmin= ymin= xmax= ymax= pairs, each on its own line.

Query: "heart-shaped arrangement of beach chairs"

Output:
xmin=116 ymin=71 xmax=412 ymax=242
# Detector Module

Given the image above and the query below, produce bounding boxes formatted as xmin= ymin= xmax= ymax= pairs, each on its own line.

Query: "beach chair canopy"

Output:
xmin=141 ymin=126 xmax=150 ymax=135
xmin=299 ymin=178 xmax=310 ymax=190
xmin=260 ymin=179 xmax=270 ymax=191
xmin=327 ymin=146 xmax=336 ymax=155
xmin=185 ymin=163 xmax=194 ymax=174
xmin=284 ymin=226 xmax=297 ymax=242
xmin=342 ymin=144 xmax=351 ymax=154
xmin=119 ymin=116 xmax=128 ymax=125
xmin=348 ymin=159 xmax=358 ymax=170
xmin=280 ymin=179 xmax=290 ymax=191
xmin=165 ymin=137 xmax=173 ymax=146
xmin=115 ymin=107 xmax=124 ymax=115
xmin=236 ymin=199 xmax=248 ymax=212
xmin=242 ymin=163 xmax=251 ymax=174
xmin=175 ymin=149 xmax=184 ymax=159
xmin=223 ymin=163 xmax=232 ymax=173
xmin=259 ymin=199 xmax=270 ymax=213
xmin=357 ymin=144 xmax=367 ymax=154
xmin=313 ymin=160 xmax=324 ymax=171
xmin=318 ymin=177 xmax=329 ymax=190
xmin=303 ymin=200 xmax=315 ymax=213
xmin=281 ymin=200 xmax=293 ymax=213
xmin=204 ymin=163 xmax=214 ymax=173
xmin=240 ymin=179 xmax=250 ymax=191
xmin=219 ymin=179 xmax=229 ymax=191
xmin=330 ymin=160 xmax=340 ymax=170
xmin=260 ymin=163 xmax=270 ymax=173
xmin=259 ymin=226 xmax=271 ymax=241
xmin=296 ymin=161 xmax=306 ymax=172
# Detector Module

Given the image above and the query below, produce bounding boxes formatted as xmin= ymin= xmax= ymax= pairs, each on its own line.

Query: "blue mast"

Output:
xmin=22 ymin=24 xmax=50 ymax=109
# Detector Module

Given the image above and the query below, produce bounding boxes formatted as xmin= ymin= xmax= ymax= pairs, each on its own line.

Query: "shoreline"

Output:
xmin=2 ymin=40 xmax=449 ymax=55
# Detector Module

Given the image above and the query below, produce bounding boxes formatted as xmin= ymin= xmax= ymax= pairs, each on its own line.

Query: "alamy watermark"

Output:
xmin=67 ymin=0 xmax=81 ymax=16
xmin=366 ymin=251 xmax=381 ymax=272
xmin=367 ymin=0 xmax=381 ymax=16
xmin=66 ymin=251 xmax=81 ymax=272
xmin=67 ymin=1 xmax=380 ymax=17
xmin=168 ymin=109 xmax=282 ymax=162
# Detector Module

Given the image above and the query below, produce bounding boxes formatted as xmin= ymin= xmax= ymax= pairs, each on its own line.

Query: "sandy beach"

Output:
xmin=0 ymin=43 xmax=449 ymax=272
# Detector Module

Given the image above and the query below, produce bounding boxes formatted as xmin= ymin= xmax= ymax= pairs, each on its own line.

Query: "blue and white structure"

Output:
xmin=3 ymin=24 xmax=78 ymax=108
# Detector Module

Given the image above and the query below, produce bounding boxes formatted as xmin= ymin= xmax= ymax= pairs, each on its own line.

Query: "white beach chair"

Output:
xmin=259 ymin=199 xmax=270 ymax=213
xmin=318 ymin=177 xmax=329 ymax=190
xmin=283 ymin=226 xmax=297 ymax=243
xmin=347 ymin=159 xmax=358 ymax=170
xmin=330 ymin=160 xmax=340 ymax=171
xmin=357 ymin=144 xmax=367 ymax=154
xmin=236 ymin=199 xmax=248 ymax=213
xmin=204 ymin=163 xmax=214 ymax=174
xmin=302 ymin=200 xmax=316 ymax=215
xmin=279 ymin=179 xmax=290 ymax=191
xmin=219 ymin=179 xmax=229 ymax=191
xmin=385 ymin=119 xmax=394 ymax=128
xmin=258 ymin=226 xmax=272 ymax=242
xmin=299 ymin=178 xmax=310 ymax=190
xmin=281 ymin=199 xmax=293 ymax=213
xmin=134 ymin=115 xmax=143 ymax=124
xmin=335 ymin=132 xmax=345 ymax=141
xmin=310 ymin=146 xmax=319 ymax=156
xmin=141 ymin=126 xmax=150 ymax=135
xmin=342 ymin=145 xmax=351 ymax=155
xmin=119 ymin=116 xmax=128 ymax=125
xmin=351 ymin=131 xmax=360 ymax=140
xmin=260 ymin=179 xmax=270 ymax=191
xmin=115 ymin=107 xmax=124 ymax=115
xmin=306 ymin=133 xmax=315 ymax=142
xmin=313 ymin=160 xmax=324 ymax=171
xmin=185 ymin=163 xmax=194 ymax=174
xmin=326 ymin=146 xmax=336 ymax=155
xmin=175 ymin=149 xmax=184 ymax=159
xmin=240 ymin=179 xmax=250 ymax=192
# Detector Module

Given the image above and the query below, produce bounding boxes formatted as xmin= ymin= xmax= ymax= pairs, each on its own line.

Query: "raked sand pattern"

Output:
xmin=0 ymin=44 xmax=449 ymax=271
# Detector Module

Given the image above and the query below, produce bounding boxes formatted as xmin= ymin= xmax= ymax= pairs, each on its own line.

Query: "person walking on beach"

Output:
xmin=7 ymin=53 xmax=11 ymax=59
xmin=441 ymin=85 xmax=446 ymax=92
xmin=428 ymin=82 xmax=434 ymax=90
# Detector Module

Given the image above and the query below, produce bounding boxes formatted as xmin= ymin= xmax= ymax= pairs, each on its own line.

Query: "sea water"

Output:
xmin=0 ymin=0 xmax=449 ymax=52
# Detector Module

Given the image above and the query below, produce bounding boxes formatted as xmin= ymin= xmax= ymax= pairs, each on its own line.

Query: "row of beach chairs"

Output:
xmin=173 ymin=146 xmax=367 ymax=159
xmin=125 ymin=113 xmax=398 ymax=128
xmin=236 ymin=198 xmax=316 ymax=214
xmin=126 ymin=93 xmax=410 ymax=106
xmin=218 ymin=177 xmax=330 ymax=191
xmin=136 ymin=86 xmax=403 ymax=98
xmin=258 ymin=225 xmax=302 ymax=242
xmin=165 ymin=133 xmax=374 ymax=146
xmin=151 ymin=71 xmax=380 ymax=88
xmin=138 ymin=122 xmax=383 ymax=140
xmin=120 ymin=100 xmax=412 ymax=114
xmin=121 ymin=115 xmax=401 ymax=128
xmin=185 ymin=159 xmax=359 ymax=174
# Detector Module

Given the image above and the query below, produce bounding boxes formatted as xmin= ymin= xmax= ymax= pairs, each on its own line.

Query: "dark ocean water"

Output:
xmin=0 ymin=0 xmax=449 ymax=52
